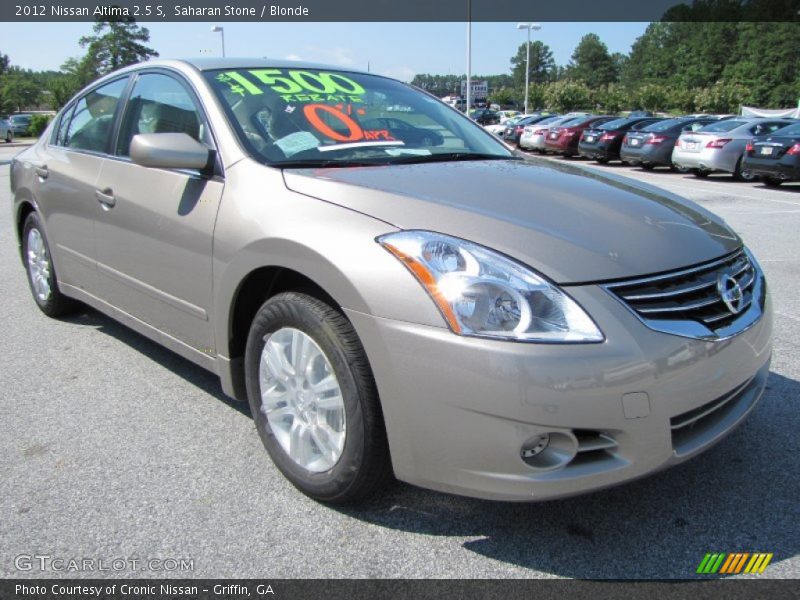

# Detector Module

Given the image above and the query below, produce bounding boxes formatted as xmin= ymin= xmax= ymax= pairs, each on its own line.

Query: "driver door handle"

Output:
xmin=95 ymin=188 xmax=116 ymax=209
xmin=34 ymin=165 xmax=49 ymax=179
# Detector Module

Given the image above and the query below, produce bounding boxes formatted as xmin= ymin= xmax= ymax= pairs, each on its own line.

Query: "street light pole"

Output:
xmin=211 ymin=26 xmax=226 ymax=57
xmin=466 ymin=0 xmax=471 ymax=114
xmin=516 ymin=23 xmax=541 ymax=115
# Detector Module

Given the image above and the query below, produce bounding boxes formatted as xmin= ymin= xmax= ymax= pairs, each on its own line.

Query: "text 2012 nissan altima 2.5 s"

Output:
xmin=11 ymin=59 xmax=772 ymax=503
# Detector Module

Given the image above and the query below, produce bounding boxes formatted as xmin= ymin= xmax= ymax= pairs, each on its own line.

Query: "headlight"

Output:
xmin=378 ymin=231 xmax=603 ymax=343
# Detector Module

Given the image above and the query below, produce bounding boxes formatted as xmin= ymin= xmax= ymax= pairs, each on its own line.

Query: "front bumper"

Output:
xmin=345 ymin=283 xmax=772 ymax=501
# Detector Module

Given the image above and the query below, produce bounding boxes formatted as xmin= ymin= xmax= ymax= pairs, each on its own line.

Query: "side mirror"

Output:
xmin=130 ymin=133 xmax=212 ymax=171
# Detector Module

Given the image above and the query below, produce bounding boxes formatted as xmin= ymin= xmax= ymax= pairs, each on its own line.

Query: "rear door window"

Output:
xmin=64 ymin=77 xmax=129 ymax=153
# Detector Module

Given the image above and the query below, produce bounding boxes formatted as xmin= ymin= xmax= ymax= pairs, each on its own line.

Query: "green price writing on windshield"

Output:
xmin=217 ymin=70 xmax=365 ymax=98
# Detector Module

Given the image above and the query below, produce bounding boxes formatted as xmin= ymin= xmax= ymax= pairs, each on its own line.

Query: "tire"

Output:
xmin=22 ymin=212 xmax=81 ymax=317
xmin=733 ymin=157 xmax=756 ymax=182
xmin=762 ymin=176 xmax=783 ymax=187
xmin=692 ymin=169 xmax=710 ymax=178
xmin=244 ymin=291 xmax=391 ymax=504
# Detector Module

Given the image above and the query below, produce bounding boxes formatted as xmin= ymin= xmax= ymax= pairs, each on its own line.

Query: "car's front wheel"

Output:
xmin=762 ymin=176 xmax=783 ymax=187
xmin=245 ymin=292 xmax=391 ymax=503
xmin=22 ymin=212 xmax=80 ymax=317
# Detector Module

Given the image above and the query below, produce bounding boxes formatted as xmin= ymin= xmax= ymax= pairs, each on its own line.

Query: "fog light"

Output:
xmin=521 ymin=434 xmax=550 ymax=458
xmin=520 ymin=431 xmax=578 ymax=470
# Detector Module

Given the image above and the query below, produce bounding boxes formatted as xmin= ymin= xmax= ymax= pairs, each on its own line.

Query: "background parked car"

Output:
xmin=503 ymin=113 xmax=558 ymax=146
xmin=9 ymin=114 xmax=32 ymax=136
xmin=1 ymin=117 xmax=13 ymax=142
xmin=673 ymin=117 xmax=795 ymax=181
xmin=620 ymin=116 xmax=717 ymax=170
xmin=485 ymin=114 xmax=523 ymax=137
xmin=742 ymin=120 xmax=800 ymax=186
xmin=519 ymin=115 xmax=579 ymax=152
xmin=578 ymin=116 xmax=663 ymax=163
xmin=469 ymin=108 xmax=500 ymax=125
xmin=544 ymin=115 xmax=615 ymax=156
xmin=497 ymin=110 xmax=521 ymax=123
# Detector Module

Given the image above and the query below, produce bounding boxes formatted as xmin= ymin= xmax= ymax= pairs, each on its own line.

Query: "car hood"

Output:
xmin=282 ymin=158 xmax=740 ymax=283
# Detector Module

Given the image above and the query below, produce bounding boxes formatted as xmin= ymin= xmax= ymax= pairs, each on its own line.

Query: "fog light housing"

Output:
xmin=520 ymin=432 xmax=578 ymax=470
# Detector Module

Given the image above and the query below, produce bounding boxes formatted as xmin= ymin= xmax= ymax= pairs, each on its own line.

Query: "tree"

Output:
xmin=631 ymin=83 xmax=670 ymax=112
xmin=566 ymin=33 xmax=618 ymax=88
xmin=0 ymin=67 xmax=42 ymax=112
xmin=79 ymin=17 xmax=158 ymax=77
xmin=510 ymin=41 xmax=556 ymax=88
xmin=694 ymin=81 xmax=754 ymax=114
xmin=543 ymin=80 xmax=591 ymax=112
xmin=595 ymin=84 xmax=626 ymax=114
xmin=489 ymin=87 xmax=516 ymax=107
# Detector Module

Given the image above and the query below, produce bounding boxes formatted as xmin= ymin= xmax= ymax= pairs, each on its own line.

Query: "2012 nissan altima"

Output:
xmin=11 ymin=59 xmax=772 ymax=503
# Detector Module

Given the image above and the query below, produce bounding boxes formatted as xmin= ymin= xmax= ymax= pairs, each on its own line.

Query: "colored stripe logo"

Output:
xmin=696 ymin=552 xmax=773 ymax=574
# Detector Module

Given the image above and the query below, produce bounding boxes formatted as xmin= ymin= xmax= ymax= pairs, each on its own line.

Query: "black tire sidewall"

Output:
xmin=244 ymin=293 xmax=371 ymax=502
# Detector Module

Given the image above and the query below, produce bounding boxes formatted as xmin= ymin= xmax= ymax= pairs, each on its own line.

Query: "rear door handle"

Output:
xmin=34 ymin=165 xmax=48 ymax=179
xmin=95 ymin=188 xmax=116 ymax=209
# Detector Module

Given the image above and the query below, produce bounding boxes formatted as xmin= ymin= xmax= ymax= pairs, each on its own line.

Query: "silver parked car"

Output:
xmin=518 ymin=115 xmax=576 ymax=151
xmin=11 ymin=59 xmax=772 ymax=504
xmin=1 ymin=117 xmax=13 ymax=142
xmin=673 ymin=117 xmax=796 ymax=180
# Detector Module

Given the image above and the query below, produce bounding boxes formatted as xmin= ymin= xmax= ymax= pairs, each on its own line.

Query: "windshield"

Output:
xmin=642 ymin=118 xmax=691 ymax=132
xmin=599 ymin=117 xmax=641 ymax=130
xmin=205 ymin=68 xmax=514 ymax=167
xmin=699 ymin=120 xmax=747 ymax=132
xmin=772 ymin=122 xmax=800 ymax=136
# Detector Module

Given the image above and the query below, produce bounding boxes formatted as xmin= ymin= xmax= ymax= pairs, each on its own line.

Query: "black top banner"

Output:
xmin=2 ymin=0 xmax=799 ymax=22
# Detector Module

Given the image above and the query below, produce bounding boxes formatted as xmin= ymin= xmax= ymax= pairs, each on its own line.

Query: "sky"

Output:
xmin=0 ymin=21 xmax=649 ymax=81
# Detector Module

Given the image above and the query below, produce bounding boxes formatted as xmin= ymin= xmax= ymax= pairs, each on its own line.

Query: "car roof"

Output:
xmin=176 ymin=57 xmax=367 ymax=74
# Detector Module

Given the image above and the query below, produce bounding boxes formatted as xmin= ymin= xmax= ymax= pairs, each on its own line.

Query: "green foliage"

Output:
xmin=525 ymin=83 xmax=547 ymax=111
xmin=694 ymin=81 xmax=755 ymax=114
xmin=0 ymin=67 xmax=42 ymax=112
xmin=544 ymin=80 xmax=592 ymax=112
xmin=79 ymin=18 xmax=158 ymax=76
xmin=489 ymin=87 xmax=516 ymax=107
xmin=510 ymin=41 xmax=556 ymax=88
xmin=29 ymin=114 xmax=54 ymax=137
xmin=631 ymin=83 xmax=670 ymax=112
xmin=595 ymin=84 xmax=626 ymax=114
xmin=566 ymin=33 xmax=618 ymax=88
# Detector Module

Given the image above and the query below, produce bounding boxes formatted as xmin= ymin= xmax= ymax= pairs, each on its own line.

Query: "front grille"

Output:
xmin=669 ymin=373 xmax=762 ymax=457
xmin=605 ymin=249 xmax=756 ymax=336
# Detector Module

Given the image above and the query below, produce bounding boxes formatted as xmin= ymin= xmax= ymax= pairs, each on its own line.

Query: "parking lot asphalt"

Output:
xmin=1 ymin=143 xmax=798 ymax=579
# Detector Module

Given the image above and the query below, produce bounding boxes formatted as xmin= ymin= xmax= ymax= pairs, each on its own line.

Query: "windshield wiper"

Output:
xmin=385 ymin=153 xmax=521 ymax=165
xmin=276 ymin=159 xmax=386 ymax=169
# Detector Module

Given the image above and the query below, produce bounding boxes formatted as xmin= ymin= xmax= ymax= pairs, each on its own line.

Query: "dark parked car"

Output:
xmin=578 ymin=117 xmax=663 ymax=163
xmin=742 ymin=120 xmax=800 ymax=186
xmin=502 ymin=114 xmax=555 ymax=145
xmin=361 ymin=117 xmax=444 ymax=147
xmin=620 ymin=117 xmax=717 ymax=169
xmin=469 ymin=108 xmax=500 ymax=126
xmin=544 ymin=115 xmax=615 ymax=156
